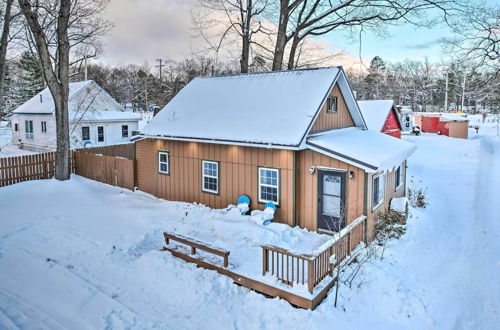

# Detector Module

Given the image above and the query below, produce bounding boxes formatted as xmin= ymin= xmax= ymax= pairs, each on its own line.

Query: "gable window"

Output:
xmin=372 ymin=173 xmax=384 ymax=210
xmin=14 ymin=123 xmax=18 ymax=131
xmin=258 ymin=167 xmax=279 ymax=205
xmin=395 ymin=163 xmax=404 ymax=190
xmin=122 ymin=125 xmax=129 ymax=138
xmin=41 ymin=121 xmax=47 ymax=133
xmin=202 ymin=160 xmax=219 ymax=194
xmin=25 ymin=120 xmax=34 ymax=140
xmin=158 ymin=151 xmax=169 ymax=174
xmin=82 ymin=127 xmax=90 ymax=141
xmin=327 ymin=96 xmax=337 ymax=113
xmin=97 ymin=126 xmax=104 ymax=142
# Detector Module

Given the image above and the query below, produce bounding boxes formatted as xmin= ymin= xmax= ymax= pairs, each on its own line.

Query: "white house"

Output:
xmin=10 ymin=80 xmax=140 ymax=152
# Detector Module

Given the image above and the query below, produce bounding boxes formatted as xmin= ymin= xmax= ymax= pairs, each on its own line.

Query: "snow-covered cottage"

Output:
xmin=10 ymin=80 xmax=140 ymax=152
xmin=357 ymin=100 xmax=403 ymax=138
xmin=132 ymin=67 xmax=416 ymax=239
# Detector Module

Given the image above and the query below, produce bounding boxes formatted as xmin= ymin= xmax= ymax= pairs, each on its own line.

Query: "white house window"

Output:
xmin=327 ymin=96 xmax=337 ymax=113
xmin=82 ymin=127 xmax=90 ymax=141
xmin=395 ymin=164 xmax=404 ymax=189
xmin=25 ymin=120 xmax=33 ymax=140
xmin=372 ymin=173 xmax=385 ymax=210
xmin=41 ymin=121 xmax=47 ymax=133
xmin=158 ymin=151 xmax=169 ymax=174
xmin=258 ymin=167 xmax=279 ymax=204
xmin=202 ymin=160 xmax=218 ymax=194
xmin=122 ymin=125 xmax=128 ymax=138
xmin=97 ymin=126 xmax=104 ymax=142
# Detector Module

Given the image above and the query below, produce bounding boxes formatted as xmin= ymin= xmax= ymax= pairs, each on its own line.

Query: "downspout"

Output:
xmin=363 ymin=172 xmax=369 ymax=243
xmin=292 ymin=150 xmax=297 ymax=227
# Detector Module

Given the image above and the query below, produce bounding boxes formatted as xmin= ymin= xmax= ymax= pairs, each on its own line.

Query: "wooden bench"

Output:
xmin=163 ymin=232 xmax=230 ymax=268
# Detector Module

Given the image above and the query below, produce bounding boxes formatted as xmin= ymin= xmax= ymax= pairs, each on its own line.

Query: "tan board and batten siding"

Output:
xmin=136 ymin=139 xmax=295 ymax=225
xmin=135 ymin=82 xmax=406 ymax=238
xmin=310 ymin=83 xmax=354 ymax=132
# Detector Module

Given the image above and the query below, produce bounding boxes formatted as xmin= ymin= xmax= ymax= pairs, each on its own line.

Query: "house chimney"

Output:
xmin=40 ymin=94 xmax=43 ymax=103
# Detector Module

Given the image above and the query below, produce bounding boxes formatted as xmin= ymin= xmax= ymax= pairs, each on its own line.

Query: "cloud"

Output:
xmin=405 ymin=37 xmax=454 ymax=50
xmin=99 ymin=0 xmax=201 ymax=65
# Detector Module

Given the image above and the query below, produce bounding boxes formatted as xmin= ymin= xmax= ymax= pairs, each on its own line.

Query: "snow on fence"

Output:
xmin=0 ymin=144 xmax=135 ymax=188
xmin=261 ymin=215 xmax=367 ymax=294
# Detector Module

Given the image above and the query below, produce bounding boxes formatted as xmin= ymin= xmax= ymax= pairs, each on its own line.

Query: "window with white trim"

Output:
xmin=158 ymin=151 xmax=169 ymax=174
xmin=122 ymin=125 xmax=128 ymax=138
xmin=395 ymin=163 xmax=404 ymax=189
xmin=372 ymin=173 xmax=384 ymax=210
xmin=41 ymin=121 xmax=47 ymax=133
xmin=25 ymin=120 xmax=33 ymax=140
xmin=327 ymin=96 xmax=337 ymax=113
xmin=82 ymin=127 xmax=90 ymax=141
xmin=202 ymin=160 xmax=218 ymax=194
xmin=258 ymin=167 xmax=279 ymax=204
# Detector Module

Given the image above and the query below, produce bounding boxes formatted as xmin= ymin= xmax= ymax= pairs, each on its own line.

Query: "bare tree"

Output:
xmin=18 ymin=0 xmax=110 ymax=180
xmin=194 ymin=0 xmax=269 ymax=73
xmin=271 ymin=0 xmax=465 ymax=71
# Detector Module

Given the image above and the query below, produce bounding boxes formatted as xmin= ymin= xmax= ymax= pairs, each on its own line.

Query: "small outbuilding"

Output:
xmin=357 ymin=100 xmax=402 ymax=138
xmin=413 ymin=113 xmax=469 ymax=139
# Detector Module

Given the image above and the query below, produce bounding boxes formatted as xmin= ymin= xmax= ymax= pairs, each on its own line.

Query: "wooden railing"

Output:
xmin=163 ymin=232 xmax=230 ymax=268
xmin=262 ymin=216 xmax=367 ymax=294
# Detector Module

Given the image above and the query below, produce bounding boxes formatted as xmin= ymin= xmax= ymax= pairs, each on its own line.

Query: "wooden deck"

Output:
xmin=162 ymin=241 xmax=336 ymax=310
xmin=160 ymin=225 xmax=370 ymax=310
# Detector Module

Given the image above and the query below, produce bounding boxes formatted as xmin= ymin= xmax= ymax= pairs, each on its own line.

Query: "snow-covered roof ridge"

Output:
xmin=357 ymin=99 xmax=397 ymax=131
xmin=306 ymin=127 xmax=416 ymax=172
xmin=13 ymin=80 xmax=124 ymax=115
xmin=142 ymin=67 xmax=366 ymax=147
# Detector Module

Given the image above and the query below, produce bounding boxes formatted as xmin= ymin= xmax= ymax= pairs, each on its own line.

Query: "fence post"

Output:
xmin=364 ymin=217 xmax=368 ymax=244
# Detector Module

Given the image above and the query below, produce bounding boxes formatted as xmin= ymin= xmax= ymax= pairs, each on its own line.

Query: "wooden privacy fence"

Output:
xmin=262 ymin=215 xmax=367 ymax=294
xmin=0 ymin=152 xmax=59 ymax=187
xmin=73 ymin=152 xmax=135 ymax=190
xmin=76 ymin=143 xmax=135 ymax=160
xmin=0 ymin=144 xmax=135 ymax=188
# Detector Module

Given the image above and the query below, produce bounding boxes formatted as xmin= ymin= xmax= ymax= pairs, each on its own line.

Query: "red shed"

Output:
xmin=414 ymin=113 xmax=469 ymax=139
xmin=357 ymin=100 xmax=402 ymax=138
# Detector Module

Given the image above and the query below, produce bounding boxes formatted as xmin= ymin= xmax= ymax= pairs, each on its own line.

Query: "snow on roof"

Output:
xmin=440 ymin=113 xmax=469 ymax=122
xmin=306 ymin=127 xmax=416 ymax=172
xmin=13 ymin=80 xmax=124 ymax=114
xmin=142 ymin=67 xmax=364 ymax=147
xmin=357 ymin=100 xmax=396 ymax=131
xmin=70 ymin=110 xmax=140 ymax=123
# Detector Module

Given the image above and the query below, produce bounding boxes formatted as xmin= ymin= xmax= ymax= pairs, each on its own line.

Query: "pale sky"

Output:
xmin=99 ymin=0 xmax=495 ymax=67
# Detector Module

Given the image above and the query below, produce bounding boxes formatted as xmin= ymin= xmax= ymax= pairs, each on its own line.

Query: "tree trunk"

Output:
xmin=0 ymin=0 xmax=14 ymax=116
xmin=240 ymin=0 xmax=252 ymax=73
xmin=287 ymin=34 xmax=301 ymax=70
xmin=272 ymin=0 xmax=290 ymax=71
xmin=19 ymin=0 xmax=72 ymax=181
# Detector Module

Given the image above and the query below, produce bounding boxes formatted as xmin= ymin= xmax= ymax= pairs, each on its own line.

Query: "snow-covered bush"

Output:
xmin=376 ymin=209 xmax=406 ymax=259
xmin=408 ymin=177 xmax=428 ymax=208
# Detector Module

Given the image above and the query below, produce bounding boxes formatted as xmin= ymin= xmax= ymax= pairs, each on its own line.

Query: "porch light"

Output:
xmin=348 ymin=171 xmax=355 ymax=179
xmin=309 ymin=166 xmax=316 ymax=175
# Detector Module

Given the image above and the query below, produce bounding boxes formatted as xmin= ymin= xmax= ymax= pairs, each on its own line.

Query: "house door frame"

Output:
xmin=317 ymin=169 xmax=347 ymax=233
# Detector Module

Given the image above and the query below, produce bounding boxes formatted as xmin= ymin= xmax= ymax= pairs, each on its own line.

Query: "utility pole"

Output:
xmin=444 ymin=71 xmax=448 ymax=112
xmin=461 ymin=72 xmax=466 ymax=112
xmin=84 ymin=55 xmax=88 ymax=81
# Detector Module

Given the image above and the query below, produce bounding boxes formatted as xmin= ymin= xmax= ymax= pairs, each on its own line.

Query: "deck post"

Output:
xmin=191 ymin=246 xmax=196 ymax=255
xmin=262 ymin=247 xmax=268 ymax=276
xmin=223 ymin=253 xmax=229 ymax=268
xmin=307 ymin=259 xmax=314 ymax=294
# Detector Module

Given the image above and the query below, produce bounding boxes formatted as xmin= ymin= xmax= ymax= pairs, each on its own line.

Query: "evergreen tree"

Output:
xmin=17 ymin=51 xmax=44 ymax=104
xmin=364 ymin=56 xmax=386 ymax=99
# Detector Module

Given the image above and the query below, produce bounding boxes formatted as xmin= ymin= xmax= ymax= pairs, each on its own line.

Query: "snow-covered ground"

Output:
xmin=0 ymin=145 xmax=38 ymax=158
xmin=0 ymin=131 xmax=499 ymax=329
